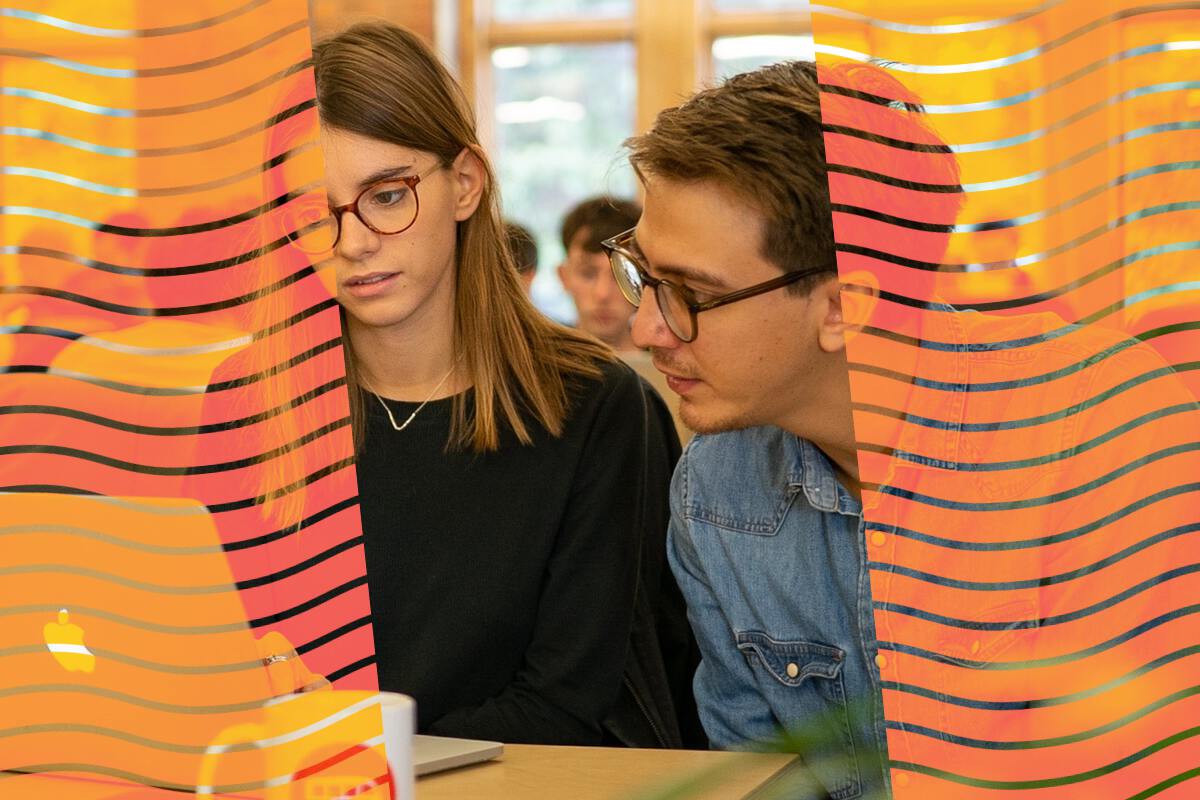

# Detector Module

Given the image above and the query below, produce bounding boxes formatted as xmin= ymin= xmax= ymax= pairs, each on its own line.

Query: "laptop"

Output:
xmin=0 ymin=493 xmax=392 ymax=798
xmin=414 ymin=735 xmax=504 ymax=776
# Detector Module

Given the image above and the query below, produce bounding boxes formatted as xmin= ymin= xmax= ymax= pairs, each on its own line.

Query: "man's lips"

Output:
xmin=653 ymin=358 xmax=701 ymax=395
xmin=665 ymin=375 xmax=700 ymax=395
xmin=342 ymin=271 xmax=399 ymax=297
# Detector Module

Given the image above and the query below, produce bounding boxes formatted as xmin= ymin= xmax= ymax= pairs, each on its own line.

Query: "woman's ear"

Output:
xmin=817 ymin=269 xmax=881 ymax=353
xmin=450 ymin=146 xmax=487 ymax=222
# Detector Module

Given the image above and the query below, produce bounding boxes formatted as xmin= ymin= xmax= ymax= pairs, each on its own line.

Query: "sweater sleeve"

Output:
xmin=427 ymin=362 xmax=646 ymax=744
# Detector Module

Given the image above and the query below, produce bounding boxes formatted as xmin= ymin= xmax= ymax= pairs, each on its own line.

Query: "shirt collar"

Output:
xmin=787 ymin=435 xmax=862 ymax=517
xmin=889 ymin=302 xmax=969 ymax=470
xmin=783 ymin=303 xmax=981 ymax=516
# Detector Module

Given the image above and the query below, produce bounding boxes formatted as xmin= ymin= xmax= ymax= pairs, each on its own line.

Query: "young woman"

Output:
xmin=298 ymin=21 xmax=683 ymax=745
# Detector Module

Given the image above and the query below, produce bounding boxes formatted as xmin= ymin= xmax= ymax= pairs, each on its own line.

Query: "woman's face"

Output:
xmin=320 ymin=127 xmax=482 ymax=337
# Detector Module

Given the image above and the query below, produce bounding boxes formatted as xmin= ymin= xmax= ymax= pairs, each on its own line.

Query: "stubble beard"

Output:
xmin=677 ymin=395 xmax=757 ymax=436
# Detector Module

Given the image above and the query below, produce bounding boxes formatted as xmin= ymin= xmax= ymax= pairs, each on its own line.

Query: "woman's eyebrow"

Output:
xmin=355 ymin=165 xmax=415 ymax=190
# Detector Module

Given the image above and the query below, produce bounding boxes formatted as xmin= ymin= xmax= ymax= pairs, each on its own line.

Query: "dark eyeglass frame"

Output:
xmin=322 ymin=162 xmax=444 ymax=249
xmin=600 ymin=227 xmax=825 ymax=343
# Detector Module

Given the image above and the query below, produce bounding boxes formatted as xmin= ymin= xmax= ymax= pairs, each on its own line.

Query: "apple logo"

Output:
xmin=44 ymin=608 xmax=96 ymax=673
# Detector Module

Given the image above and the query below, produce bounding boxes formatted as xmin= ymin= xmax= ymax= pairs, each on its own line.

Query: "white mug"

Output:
xmin=196 ymin=690 xmax=415 ymax=800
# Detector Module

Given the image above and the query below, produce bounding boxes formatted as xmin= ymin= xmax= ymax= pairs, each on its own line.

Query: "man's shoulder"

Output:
xmin=674 ymin=427 xmax=801 ymax=530
xmin=682 ymin=426 xmax=797 ymax=471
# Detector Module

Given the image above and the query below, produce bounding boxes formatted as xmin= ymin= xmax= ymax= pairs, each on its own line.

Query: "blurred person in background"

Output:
xmin=503 ymin=220 xmax=539 ymax=296
xmin=558 ymin=196 xmax=640 ymax=352
xmin=559 ymin=196 xmax=689 ymax=443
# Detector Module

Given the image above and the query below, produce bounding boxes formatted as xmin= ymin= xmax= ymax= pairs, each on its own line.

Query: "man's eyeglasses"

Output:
xmin=600 ymin=227 xmax=825 ymax=343
xmin=286 ymin=162 xmax=444 ymax=254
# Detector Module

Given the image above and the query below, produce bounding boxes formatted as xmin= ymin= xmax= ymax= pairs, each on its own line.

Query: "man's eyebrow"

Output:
xmin=631 ymin=238 xmax=728 ymax=289
xmin=655 ymin=263 xmax=730 ymax=290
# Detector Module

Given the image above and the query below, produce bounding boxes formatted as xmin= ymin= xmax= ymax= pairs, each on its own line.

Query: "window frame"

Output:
xmin=456 ymin=0 xmax=814 ymax=320
xmin=461 ymin=0 xmax=814 ymax=140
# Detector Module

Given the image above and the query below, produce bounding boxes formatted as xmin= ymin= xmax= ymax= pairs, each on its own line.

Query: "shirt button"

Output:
xmin=894 ymin=772 xmax=910 ymax=788
xmin=970 ymin=639 xmax=981 ymax=655
xmin=870 ymin=531 xmax=886 ymax=547
xmin=875 ymin=654 xmax=887 ymax=670
xmin=786 ymin=662 xmax=799 ymax=678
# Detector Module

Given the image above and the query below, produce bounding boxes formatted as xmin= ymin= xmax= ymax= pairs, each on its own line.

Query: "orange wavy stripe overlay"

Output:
xmin=814 ymin=0 xmax=1200 ymax=797
xmin=0 ymin=1 xmax=385 ymax=796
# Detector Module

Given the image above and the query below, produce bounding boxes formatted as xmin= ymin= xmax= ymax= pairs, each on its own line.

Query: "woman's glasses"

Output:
xmin=600 ymin=227 xmax=824 ymax=343
xmin=285 ymin=162 xmax=444 ymax=254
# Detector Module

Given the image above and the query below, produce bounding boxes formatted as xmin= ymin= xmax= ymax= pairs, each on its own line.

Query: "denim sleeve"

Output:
xmin=666 ymin=456 xmax=778 ymax=749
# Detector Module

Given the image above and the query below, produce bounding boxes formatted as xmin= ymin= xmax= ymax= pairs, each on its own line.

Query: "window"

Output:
xmin=489 ymin=41 xmax=637 ymax=319
xmin=467 ymin=0 xmax=813 ymax=321
xmin=713 ymin=0 xmax=808 ymax=9
xmin=492 ymin=0 xmax=631 ymax=21
xmin=712 ymin=34 xmax=814 ymax=80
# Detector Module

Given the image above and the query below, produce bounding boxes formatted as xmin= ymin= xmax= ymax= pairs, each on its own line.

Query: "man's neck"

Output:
xmin=778 ymin=363 xmax=863 ymax=501
xmin=813 ymin=438 xmax=864 ymax=503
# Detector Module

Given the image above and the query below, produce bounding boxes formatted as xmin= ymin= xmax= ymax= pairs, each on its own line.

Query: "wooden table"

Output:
xmin=417 ymin=745 xmax=801 ymax=800
xmin=2 ymin=747 xmax=800 ymax=799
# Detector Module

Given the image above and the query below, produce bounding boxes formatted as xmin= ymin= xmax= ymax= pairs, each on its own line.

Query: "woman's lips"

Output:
xmin=343 ymin=272 xmax=399 ymax=298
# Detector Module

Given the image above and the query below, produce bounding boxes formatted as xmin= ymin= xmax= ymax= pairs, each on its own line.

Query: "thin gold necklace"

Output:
xmin=361 ymin=359 xmax=460 ymax=432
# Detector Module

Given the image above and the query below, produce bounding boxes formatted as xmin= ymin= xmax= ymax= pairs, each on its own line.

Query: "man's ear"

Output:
xmin=816 ymin=270 xmax=881 ymax=354
xmin=450 ymin=146 xmax=486 ymax=222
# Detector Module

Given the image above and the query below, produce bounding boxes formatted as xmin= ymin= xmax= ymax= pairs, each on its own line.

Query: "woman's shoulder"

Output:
xmin=555 ymin=354 xmax=646 ymax=440
xmin=567 ymin=352 xmax=641 ymax=403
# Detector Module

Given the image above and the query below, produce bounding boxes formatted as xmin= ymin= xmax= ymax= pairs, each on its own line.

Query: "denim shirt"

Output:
xmin=664 ymin=307 xmax=1200 ymax=799
xmin=668 ymin=428 xmax=889 ymax=800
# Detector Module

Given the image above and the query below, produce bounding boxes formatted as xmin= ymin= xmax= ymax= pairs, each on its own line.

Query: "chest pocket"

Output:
xmin=933 ymin=597 xmax=1039 ymax=747
xmin=736 ymin=632 xmax=863 ymax=800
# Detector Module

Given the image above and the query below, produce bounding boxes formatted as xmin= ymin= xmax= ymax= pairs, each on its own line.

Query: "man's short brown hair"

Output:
xmin=560 ymin=196 xmax=642 ymax=254
xmin=625 ymin=60 xmax=962 ymax=293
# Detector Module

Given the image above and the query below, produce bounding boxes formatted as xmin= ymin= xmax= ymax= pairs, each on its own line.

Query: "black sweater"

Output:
xmin=356 ymin=359 xmax=647 ymax=744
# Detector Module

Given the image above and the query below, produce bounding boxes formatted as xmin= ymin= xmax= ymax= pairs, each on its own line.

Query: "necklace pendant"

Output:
xmin=365 ymin=358 xmax=461 ymax=433
xmin=392 ymin=408 xmax=420 ymax=432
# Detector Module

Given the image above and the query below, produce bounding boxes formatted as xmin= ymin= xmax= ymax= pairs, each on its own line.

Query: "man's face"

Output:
xmin=630 ymin=174 xmax=823 ymax=434
xmin=558 ymin=228 xmax=635 ymax=347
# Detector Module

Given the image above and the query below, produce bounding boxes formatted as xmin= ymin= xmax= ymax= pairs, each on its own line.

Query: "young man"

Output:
xmin=605 ymin=59 xmax=1199 ymax=799
xmin=556 ymin=195 xmax=643 ymax=347
xmin=606 ymin=61 xmax=899 ymax=799
xmin=558 ymin=196 xmax=642 ymax=351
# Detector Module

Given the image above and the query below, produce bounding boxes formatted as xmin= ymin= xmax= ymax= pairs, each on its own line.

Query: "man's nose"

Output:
xmin=630 ymin=288 xmax=679 ymax=350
